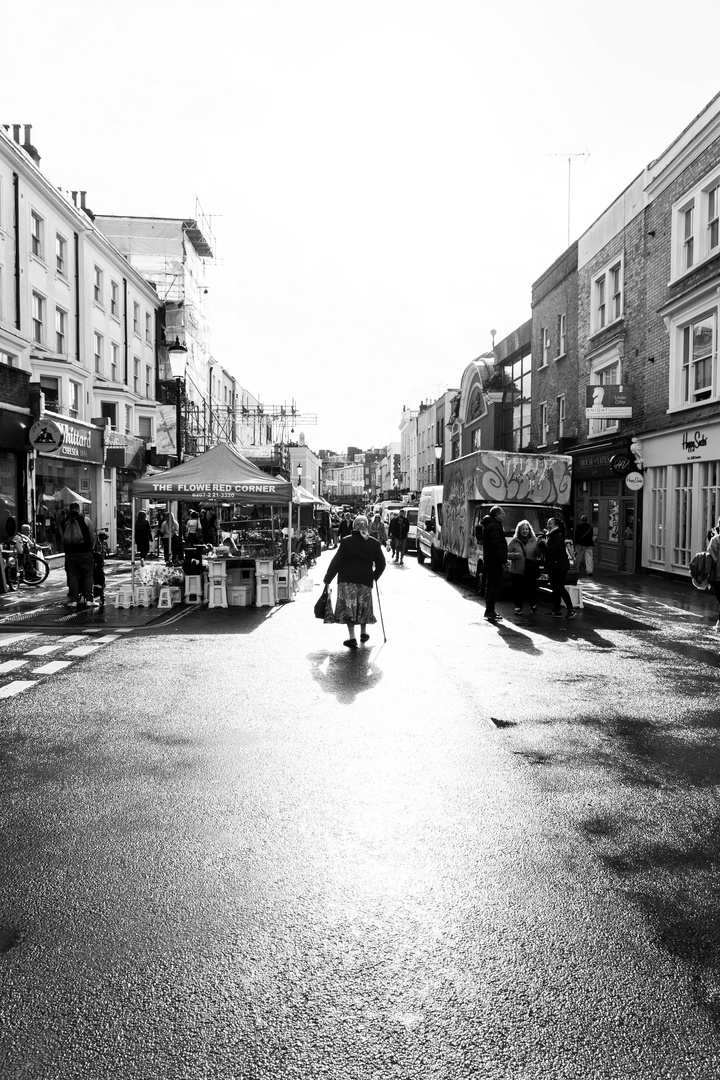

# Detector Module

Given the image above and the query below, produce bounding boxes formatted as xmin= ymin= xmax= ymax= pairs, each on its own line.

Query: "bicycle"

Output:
xmin=1 ymin=541 xmax=50 ymax=590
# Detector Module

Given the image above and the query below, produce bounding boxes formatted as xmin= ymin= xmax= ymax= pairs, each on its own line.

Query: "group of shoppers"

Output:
xmin=480 ymin=506 xmax=577 ymax=622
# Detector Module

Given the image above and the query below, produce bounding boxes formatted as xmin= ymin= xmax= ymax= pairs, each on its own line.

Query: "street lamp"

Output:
xmin=167 ymin=336 xmax=187 ymax=559
xmin=434 ymin=443 xmax=443 ymax=485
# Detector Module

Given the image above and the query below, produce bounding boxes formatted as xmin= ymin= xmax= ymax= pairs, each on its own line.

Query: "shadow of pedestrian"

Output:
xmin=475 ymin=620 xmax=543 ymax=656
xmin=308 ymin=647 xmax=384 ymax=705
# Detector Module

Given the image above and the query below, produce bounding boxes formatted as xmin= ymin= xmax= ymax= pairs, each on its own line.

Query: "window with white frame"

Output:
xmin=133 ymin=356 xmax=140 ymax=393
xmin=681 ymin=312 xmax=715 ymax=405
xmin=32 ymin=292 xmax=44 ymax=344
xmin=133 ymin=302 xmax=140 ymax=334
xmin=540 ymin=327 xmax=550 ymax=366
xmin=592 ymin=258 xmax=623 ymax=333
xmin=110 ymin=280 xmax=119 ymax=317
xmin=93 ymin=266 xmax=103 ymax=305
xmin=557 ymin=394 xmax=566 ymax=437
xmin=40 ymin=375 xmax=59 ymax=411
xmin=94 ymin=331 xmax=103 ymax=374
xmin=30 ymin=211 xmax=44 ymax=259
xmin=671 ymin=168 xmax=720 ymax=280
xmin=588 ymin=358 xmax=620 ymax=436
xmin=125 ymin=404 xmax=132 ymax=436
xmin=55 ymin=307 xmax=67 ymax=354
xmin=145 ymin=365 xmax=152 ymax=398
xmin=69 ymin=380 xmax=81 ymax=420
xmin=557 ymin=313 xmax=566 ymax=357
xmin=111 ymin=342 xmax=119 ymax=382
xmin=145 ymin=311 xmax=152 ymax=343
xmin=56 ymin=233 xmax=67 ymax=276
xmin=539 ymin=401 xmax=549 ymax=445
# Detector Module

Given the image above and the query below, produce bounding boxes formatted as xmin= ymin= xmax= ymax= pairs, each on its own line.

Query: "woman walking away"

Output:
xmin=508 ymin=519 xmax=539 ymax=614
xmin=545 ymin=517 xmax=575 ymax=619
xmin=135 ymin=509 xmax=153 ymax=563
xmin=323 ymin=514 xmax=386 ymax=648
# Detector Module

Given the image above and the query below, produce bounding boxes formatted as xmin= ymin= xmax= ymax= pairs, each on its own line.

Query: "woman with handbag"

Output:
xmin=322 ymin=514 xmax=386 ymax=648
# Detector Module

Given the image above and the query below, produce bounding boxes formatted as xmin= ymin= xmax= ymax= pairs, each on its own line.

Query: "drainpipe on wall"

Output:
xmin=74 ymin=233 xmax=81 ymax=364
xmin=123 ymin=278 xmax=129 ymax=384
xmin=13 ymin=172 xmax=20 ymax=330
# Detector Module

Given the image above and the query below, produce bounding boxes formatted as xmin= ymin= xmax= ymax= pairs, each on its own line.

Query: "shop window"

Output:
xmin=648 ymin=467 xmax=667 ymax=564
xmin=673 ymin=463 xmax=694 ymax=567
xmin=701 ymin=461 xmax=720 ymax=539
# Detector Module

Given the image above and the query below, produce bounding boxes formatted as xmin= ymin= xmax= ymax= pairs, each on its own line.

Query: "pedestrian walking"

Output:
xmin=135 ymin=509 xmax=153 ymax=562
xmin=507 ymin=519 xmax=539 ymax=614
xmin=62 ymin=501 xmax=96 ymax=608
xmin=369 ymin=512 xmax=387 ymax=547
xmin=185 ymin=511 xmax=203 ymax=545
xmin=544 ymin=517 xmax=576 ymax=619
xmin=160 ymin=512 xmax=179 ymax=562
xmin=707 ymin=518 xmax=720 ymax=629
xmin=481 ymin=505 xmax=508 ymax=621
xmin=574 ymin=514 xmax=595 ymax=576
xmin=338 ymin=512 xmax=353 ymax=541
xmin=388 ymin=509 xmax=410 ymax=563
xmin=323 ymin=514 xmax=386 ymax=648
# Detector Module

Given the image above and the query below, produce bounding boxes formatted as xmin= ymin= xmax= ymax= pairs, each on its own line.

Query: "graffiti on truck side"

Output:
xmin=475 ymin=453 xmax=571 ymax=503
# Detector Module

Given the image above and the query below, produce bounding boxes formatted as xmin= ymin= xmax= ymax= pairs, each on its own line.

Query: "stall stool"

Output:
xmin=255 ymin=573 xmax=276 ymax=608
xmin=133 ymin=585 xmax=157 ymax=608
xmin=208 ymin=579 xmax=228 ymax=608
xmin=275 ymin=569 xmax=291 ymax=602
xmin=158 ymin=586 xmax=182 ymax=609
xmin=184 ymin=574 xmax=204 ymax=604
xmin=113 ymin=585 xmax=135 ymax=609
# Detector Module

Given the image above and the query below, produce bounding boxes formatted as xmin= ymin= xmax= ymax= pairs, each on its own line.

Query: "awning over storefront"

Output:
xmin=133 ymin=442 xmax=294 ymax=505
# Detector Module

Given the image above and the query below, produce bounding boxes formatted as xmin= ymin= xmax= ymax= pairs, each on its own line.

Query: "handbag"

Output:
xmin=314 ymin=584 xmax=330 ymax=619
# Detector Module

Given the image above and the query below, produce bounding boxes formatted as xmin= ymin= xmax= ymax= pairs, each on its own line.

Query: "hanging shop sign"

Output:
xmin=29 ymin=419 xmax=63 ymax=453
xmin=625 ymin=471 xmax=644 ymax=491
xmin=585 ymin=384 xmax=633 ymax=418
xmin=610 ymin=453 xmax=634 ymax=476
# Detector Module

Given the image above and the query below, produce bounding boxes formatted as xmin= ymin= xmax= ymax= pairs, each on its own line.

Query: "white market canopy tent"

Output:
xmin=131 ymin=442 xmax=295 ymax=582
xmin=292 ymin=484 xmax=329 ymax=507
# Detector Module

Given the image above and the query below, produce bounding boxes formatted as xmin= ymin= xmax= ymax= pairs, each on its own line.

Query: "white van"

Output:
xmin=416 ymin=485 xmax=443 ymax=567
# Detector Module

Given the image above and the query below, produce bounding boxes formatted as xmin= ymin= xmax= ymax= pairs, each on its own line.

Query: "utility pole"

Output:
xmin=548 ymin=149 xmax=590 ymax=247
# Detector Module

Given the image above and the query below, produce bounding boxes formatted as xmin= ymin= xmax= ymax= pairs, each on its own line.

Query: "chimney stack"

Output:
xmin=79 ymin=191 xmax=94 ymax=222
xmin=12 ymin=124 xmax=20 ymax=143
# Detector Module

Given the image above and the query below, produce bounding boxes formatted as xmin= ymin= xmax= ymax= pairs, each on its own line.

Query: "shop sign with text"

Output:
xmin=39 ymin=418 xmax=103 ymax=463
xmin=585 ymin=384 xmax=633 ymax=418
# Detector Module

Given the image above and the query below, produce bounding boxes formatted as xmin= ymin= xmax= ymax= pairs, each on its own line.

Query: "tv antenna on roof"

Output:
xmin=548 ymin=149 xmax=590 ymax=246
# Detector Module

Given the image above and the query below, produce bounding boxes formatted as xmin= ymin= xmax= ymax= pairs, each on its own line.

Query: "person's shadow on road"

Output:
xmin=308 ymin=647 xmax=384 ymax=705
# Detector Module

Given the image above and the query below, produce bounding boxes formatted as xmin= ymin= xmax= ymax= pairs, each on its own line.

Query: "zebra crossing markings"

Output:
xmin=0 ymin=628 xmax=135 ymax=698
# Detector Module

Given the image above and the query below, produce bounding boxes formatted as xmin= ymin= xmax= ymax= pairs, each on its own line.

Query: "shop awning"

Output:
xmin=133 ymin=442 xmax=294 ymax=505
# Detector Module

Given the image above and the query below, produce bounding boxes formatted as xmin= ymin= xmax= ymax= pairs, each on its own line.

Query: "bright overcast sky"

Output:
xmin=4 ymin=0 xmax=720 ymax=453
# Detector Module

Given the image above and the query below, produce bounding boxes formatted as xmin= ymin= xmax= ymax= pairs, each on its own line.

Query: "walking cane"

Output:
xmin=375 ymin=579 xmax=387 ymax=643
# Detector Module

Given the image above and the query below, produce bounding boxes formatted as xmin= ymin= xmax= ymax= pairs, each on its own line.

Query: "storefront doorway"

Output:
xmin=577 ymin=484 xmax=637 ymax=575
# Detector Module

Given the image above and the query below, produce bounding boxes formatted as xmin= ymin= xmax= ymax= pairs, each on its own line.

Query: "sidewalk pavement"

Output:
xmin=577 ymin=568 xmax=717 ymax=621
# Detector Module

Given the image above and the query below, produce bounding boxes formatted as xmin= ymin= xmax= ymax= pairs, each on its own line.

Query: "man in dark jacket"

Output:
xmin=62 ymin=501 xmax=96 ymax=608
xmin=481 ymin=505 xmax=508 ymax=621
xmin=573 ymin=514 xmax=594 ymax=576
xmin=389 ymin=509 xmax=410 ymax=563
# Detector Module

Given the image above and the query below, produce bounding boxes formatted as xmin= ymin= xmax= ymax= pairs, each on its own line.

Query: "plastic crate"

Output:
xmin=228 ymin=585 xmax=253 ymax=607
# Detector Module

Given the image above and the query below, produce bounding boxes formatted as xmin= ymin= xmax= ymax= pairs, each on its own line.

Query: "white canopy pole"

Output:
xmin=131 ymin=497 xmax=136 ymax=588
xmin=287 ymin=500 xmax=292 ymax=583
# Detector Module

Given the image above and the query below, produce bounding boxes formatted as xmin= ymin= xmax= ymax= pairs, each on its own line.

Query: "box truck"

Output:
xmin=438 ymin=450 xmax=577 ymax=588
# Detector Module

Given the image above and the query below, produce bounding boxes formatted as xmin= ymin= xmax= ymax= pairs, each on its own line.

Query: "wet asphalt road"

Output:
xmin=1 ymin=552 xmax=720 ymax=1078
